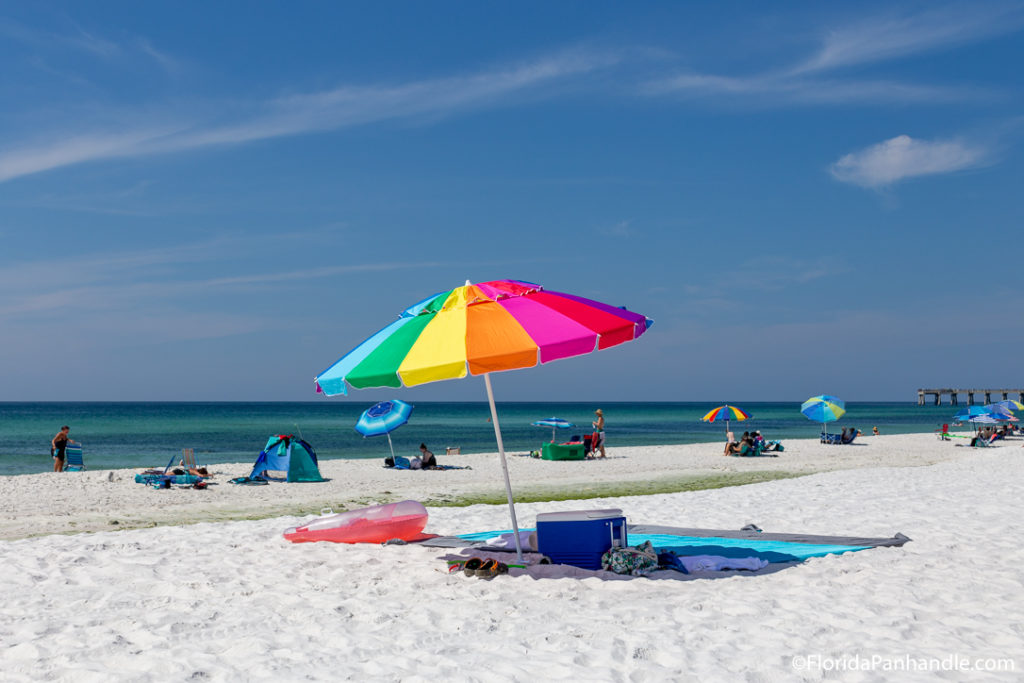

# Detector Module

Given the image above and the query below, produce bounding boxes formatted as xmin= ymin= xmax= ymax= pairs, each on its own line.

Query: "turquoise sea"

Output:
xmin=0 ymin=401 xmax=958 ymax=476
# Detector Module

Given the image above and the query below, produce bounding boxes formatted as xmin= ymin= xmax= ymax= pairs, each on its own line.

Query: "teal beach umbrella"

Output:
xmin=801 ymin=395 xmax=846 ymax=434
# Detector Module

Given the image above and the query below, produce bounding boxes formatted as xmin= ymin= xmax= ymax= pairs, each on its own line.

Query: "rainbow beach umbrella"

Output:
xmin=315 ymin=279 xmax=652 ymax=560
xmin=700 ymin=405 xmax=751 ymax=437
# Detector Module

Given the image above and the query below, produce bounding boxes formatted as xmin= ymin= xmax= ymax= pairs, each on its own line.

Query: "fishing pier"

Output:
xmin=917 ymin=388 xmax=1024 ymax=406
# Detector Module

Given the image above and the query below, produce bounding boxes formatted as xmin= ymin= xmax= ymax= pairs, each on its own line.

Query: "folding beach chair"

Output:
xmin=182 ymin=448 xmax=198 ymax=470
xmin=64 ymin=444 xmax=86 ymax=471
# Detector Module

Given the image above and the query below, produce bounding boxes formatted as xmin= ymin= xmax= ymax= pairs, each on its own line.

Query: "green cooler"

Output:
xmin=541 ymin=442 xmax=586 ymax=460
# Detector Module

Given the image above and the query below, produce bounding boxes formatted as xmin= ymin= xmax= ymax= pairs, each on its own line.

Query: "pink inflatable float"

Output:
xmin=283 ymin=500 xmax=428 ymax=544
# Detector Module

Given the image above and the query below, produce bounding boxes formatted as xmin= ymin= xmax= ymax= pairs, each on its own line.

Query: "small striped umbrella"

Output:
xmin=801 ymin=395 xmax=846 ymax=434
xmin=700 ymin=405 xmax=751 ymax=438
xmin=531 ymin=417 xmax=576 ymax=443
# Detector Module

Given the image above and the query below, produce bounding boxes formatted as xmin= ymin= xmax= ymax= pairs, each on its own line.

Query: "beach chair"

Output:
xmin=181 ymin=448 xmax=210 ymax=476
xmin=63 ymin=444 xmax=85 ymax=471
xmin=935 ymin=424 xmax=950 ymax=440
xmin=840 ymin=429 xmax=859 ymax=445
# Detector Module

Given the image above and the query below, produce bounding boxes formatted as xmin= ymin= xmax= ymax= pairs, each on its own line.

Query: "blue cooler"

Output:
xmin=535 ymin=509 xmax=627 ymax=570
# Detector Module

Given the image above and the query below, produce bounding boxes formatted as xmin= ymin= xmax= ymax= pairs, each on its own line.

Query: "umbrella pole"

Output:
xmin=387 ymin=433 xmax=395 ymax=460
xmin=484 ymin=372 xmax=524 ymax=563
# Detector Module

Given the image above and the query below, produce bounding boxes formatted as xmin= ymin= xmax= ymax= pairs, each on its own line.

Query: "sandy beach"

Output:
xmin=2 ymin=434 xmax=1023 ymax=680
xmin=0 ymin=433 xmax=970 ymax=540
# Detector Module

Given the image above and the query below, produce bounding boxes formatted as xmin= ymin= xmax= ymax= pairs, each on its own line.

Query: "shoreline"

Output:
xmin=0 ymin=433 xmax=991 ymax=540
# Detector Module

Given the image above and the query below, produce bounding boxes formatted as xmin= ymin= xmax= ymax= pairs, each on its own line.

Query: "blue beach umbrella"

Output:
xmin=356 ymin=399 xmax=414 ymax=459
xmin=952 ymin=406 xmax=992 ymax=422
xmin=531 ymin=417 xmax=575 ymax=443
xmin=801 ymin=395 xmax=846 ymax=434
xmin=983 ymin=404 xmax=1015 ymax=420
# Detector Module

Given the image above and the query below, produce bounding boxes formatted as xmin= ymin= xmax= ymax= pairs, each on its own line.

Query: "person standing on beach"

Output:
xmin=592 ymin=409 xmax=606 ymax=458
xmin=50 ymin=425 xmax=75 ymax=472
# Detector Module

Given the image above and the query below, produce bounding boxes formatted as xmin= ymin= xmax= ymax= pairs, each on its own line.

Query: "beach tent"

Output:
xmin=248 ymin=434 xmax=324 ymax=482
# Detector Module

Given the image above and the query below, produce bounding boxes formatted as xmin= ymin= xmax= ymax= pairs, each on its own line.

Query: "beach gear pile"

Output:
xmin=134 ymin=449 xmax=209 ymax=489
xmin=446 ymin=510 xmax=910 ymax=579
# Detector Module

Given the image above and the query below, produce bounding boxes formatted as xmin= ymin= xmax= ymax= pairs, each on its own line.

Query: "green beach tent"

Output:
xmin=248 ymin=434 xmax=324 ymax=482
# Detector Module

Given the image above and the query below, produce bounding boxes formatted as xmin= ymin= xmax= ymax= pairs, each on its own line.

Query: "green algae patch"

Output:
xmin=424 ymin=470 xmax=807 ymax=507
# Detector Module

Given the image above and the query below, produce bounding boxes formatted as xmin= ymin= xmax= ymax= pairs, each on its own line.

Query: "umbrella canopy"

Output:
xmin=983 ymin=404 xmax=1015 ymax=419
xmin=315 ymin=279 xmax=652 ymax=561
xmin=953 ymin=406 xmax=993 ymax=422
xmin=801 ymin=395 xmax=846 ymax=433
xmin=994 ymin=399 xmax=1024 ymax=412
xmin=700 ymin=405 xmax=751 ymax=437
xmin=355 ymin=399 xmax=414 ymax=460
xmin=355 ymin=399 xmax=414 ymax=437
xmin=531 ymin=417 xmax=575 ymax=443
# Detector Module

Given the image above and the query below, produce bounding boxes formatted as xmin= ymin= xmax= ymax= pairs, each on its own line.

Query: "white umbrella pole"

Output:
xmin=387 ymin=432 xmax=395 ymax=460
xmin=484 ymin=372 xmax=524 ymax=563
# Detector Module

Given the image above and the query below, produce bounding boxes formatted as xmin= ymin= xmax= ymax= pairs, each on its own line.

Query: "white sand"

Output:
xmin=2 ymin=434 xmax=1023 ymax=680
xmin=0 ymin=433 xmax=969 ymax=540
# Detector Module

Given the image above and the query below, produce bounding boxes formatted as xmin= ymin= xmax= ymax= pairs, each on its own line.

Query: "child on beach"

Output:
xmin=50 ymin=426 xmax=76 ymax=472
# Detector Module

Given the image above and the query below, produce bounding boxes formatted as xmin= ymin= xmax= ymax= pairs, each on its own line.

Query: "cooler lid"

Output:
xmin=536 ymin=509 xmax=624 ymax=523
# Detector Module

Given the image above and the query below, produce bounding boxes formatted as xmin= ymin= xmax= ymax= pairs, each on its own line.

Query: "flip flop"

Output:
xmin=475 ymin=559 xmax=499 ymax=578
xmin=463 ymin=558 xmax=483 ymax=577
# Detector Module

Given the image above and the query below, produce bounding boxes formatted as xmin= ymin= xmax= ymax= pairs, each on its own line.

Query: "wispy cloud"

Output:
xmin=0 ymin=50 xmax=617 ymax=184
xmin=0 ymin=237 xmax=445 ymax=317
xmin=644 ymin=5 xmax=1023 ymax=106
xmin=830 ymin=135 xmax=990 ymax=188
xmin=645 ymin=72 xmax=968 ymax=105
xmin=0 ymin=17 xmax=119 ymax=57
xmin=793 ymin=5 xmax=1024 ymax=74
xmin=599 ymin=220 xmax=635 ymax=238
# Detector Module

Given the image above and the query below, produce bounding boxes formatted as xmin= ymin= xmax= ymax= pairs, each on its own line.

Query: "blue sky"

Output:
xmin=1 ymin=1 xmax=1022 ymax=402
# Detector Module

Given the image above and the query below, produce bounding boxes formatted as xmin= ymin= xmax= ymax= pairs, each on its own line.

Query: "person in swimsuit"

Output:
xmin=51 ymin=425 xmax=75 ymax=472
xmin=419 ymin=443 xmax=437 ymax=469
xmin=592 ymin=409 xmax=606 ymax=458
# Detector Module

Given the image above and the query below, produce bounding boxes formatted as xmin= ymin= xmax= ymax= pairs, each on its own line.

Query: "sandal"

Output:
xmin=462 ymin=558 xmax=483 ymax=577
xmin=475 ymin=559 xmax=499 ymax=578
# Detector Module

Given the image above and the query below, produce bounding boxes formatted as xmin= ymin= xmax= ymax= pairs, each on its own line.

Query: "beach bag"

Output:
xmin=410 ymin=456 xmax=422 ymax=470
xmin=601 ymin=540 xmax=658 ymax=576
xmin=384 ymin=456 xmax=394 ymax=467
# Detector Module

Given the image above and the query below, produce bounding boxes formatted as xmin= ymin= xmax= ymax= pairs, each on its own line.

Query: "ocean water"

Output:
xmin=0 ymin=401 xmax=959 ymax=476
